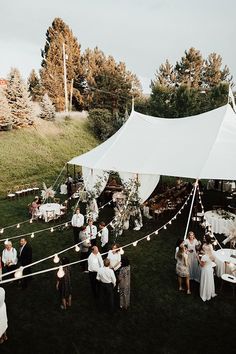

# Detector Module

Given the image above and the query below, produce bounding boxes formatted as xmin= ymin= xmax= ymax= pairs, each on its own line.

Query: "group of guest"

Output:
xmin=175 ymin=231 xmax=217 ymax=301
xmin=0 ymin=238 xmax=32 ymax=288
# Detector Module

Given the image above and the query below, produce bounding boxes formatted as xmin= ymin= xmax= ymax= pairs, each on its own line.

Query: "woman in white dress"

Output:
xmin=176 ymin=244 xmax=191 ymax=294
xmin=184 ymin=231 xmax=201 ymax=282
xmin=0 ymin=288 xmax=8 ymax=344
xmin=199 ymin=254 xmax=217 ymax=301
xmin=202 ymin=234 xmax=215 ymax=261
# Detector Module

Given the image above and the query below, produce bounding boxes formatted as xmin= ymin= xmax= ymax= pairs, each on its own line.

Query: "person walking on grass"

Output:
xmin=56 ymin=257 xmax=72 ymax=310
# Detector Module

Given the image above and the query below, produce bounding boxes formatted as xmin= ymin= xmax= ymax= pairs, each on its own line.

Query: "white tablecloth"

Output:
xmin=39 ymin=203 xmax=61 ymax=222
xmin=214 ymin=249 xmax=236 ymax=277
xmin=204 ymin=210 xmax=236 ymax=235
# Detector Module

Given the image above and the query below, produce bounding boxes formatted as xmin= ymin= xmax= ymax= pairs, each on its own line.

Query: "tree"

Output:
xmin=0 ymin=86 xmax=12 ymax=130
xmin=40 ymin=17 xmax=84 ymax=111
xmin=28 ymin=69 xmax=43 ymax=101
xmin=150 ymin=48 xmax=231 ymax=117
xmin=81 ymin=47 xmax=142 ymax=114
xmin=40 ymin=93 xmax=56 ymax=121
xmin=87 ymin=108 xmax=114 ymax=141
xmin=6 ymin=68 xmax=34 ymax=128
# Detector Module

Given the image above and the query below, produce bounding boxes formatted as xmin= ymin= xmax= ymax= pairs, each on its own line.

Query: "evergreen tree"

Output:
xmin=0 ymin=86 xmax=12 ymax=130
xmin=40 ymin=17 xmax=84 ymax=111
xmin=150 ymin=48 xmax=231 ymax=117
xmin=81 ymin=47 xmax=141 ymax=114
xmin=40 ymin=93 xmax=56 ymax=121
xmin=6 ymin=68 xmax=34 ymax=128
xmin=28 ymin=69 xmax=43 ymax=101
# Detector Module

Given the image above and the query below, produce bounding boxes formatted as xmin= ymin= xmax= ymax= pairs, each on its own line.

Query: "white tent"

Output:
xmin=68 ymin=103 xmax=236 ymax=180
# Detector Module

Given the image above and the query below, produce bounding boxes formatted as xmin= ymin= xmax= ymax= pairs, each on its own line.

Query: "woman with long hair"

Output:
xmin=176 ymin=244 xmax=191 ymax=294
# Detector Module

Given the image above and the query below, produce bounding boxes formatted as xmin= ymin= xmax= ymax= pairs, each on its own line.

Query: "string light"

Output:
xmin=75 ymin=245 xmax=80 ymax=252
xmin=14 ymin=267 xmax=23 ymax=278
xmin=0 ymin=228 xmax=4 ymax=234
xmin=50 ymin=227 xmax=54 ymax=233
xmin=17 ymin=223 xmax=20 ymax=228
xmin=133 ymin=241 xmax=138 ymax=247
xmin=53 ymin=254 xmax=60 ymax=263
xmin=155 ymin=230 xmax=158 ymax=235
xmin=169 ymin=220 xmax=172 ymax=225
xmin=4 ymin=239 xmax=9 ymax=245
xmin=29 ymin=219 xmax=33 ymax=224
xmin=57 ymin=266 xmax=65 ymax=278
xmin=164 ymin=225 xmax=167 ymax=230
xmin=65 ymin=223 xmax=68 ymax=227
xmin=120 ymin=248 xmax=124 ymax=255
xmin=31 ymin=233 xmax=35 ymax=238
xmin=147 ymin=236 xmax=151 ymax=241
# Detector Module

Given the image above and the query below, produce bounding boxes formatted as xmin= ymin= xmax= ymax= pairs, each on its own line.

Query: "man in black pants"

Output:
xmin=96 ymin=258 xmax=116 ymax=313
xmin=18 ymin=237 xmax=32 ymax=289
xmin=87 ymin=246 xmax=103 ymax=298
xmin=71 ymin=207 xmax=84 ymax=244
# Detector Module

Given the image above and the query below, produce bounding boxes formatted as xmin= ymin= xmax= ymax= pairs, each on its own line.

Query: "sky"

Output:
xmin=0 ymin=0 xmax=235 ymax=93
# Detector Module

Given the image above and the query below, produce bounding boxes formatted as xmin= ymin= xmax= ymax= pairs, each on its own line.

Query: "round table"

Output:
xmin=39 ymin=203 xmax=61 ymax=222
xmin=214 ymin=248 xmax=236 ymax=277
xmin=204 ymin=210 xmax=236 ymax=235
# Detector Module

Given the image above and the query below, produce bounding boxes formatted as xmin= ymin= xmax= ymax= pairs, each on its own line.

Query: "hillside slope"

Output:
xmin=0 ymin=116 xmax=99 ymax=196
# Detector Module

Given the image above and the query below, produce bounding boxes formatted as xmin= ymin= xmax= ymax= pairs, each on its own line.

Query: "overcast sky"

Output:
xmin=0 ymin=0 xmax=235 ymax=93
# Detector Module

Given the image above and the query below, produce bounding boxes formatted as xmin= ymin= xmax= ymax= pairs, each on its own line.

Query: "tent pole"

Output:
xmin=184 ymin=179 xmax=199 ymax=239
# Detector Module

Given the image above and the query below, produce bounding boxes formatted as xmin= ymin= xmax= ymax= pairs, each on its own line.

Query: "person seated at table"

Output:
xmin=28 ymin=197 xmax=40 ymax=219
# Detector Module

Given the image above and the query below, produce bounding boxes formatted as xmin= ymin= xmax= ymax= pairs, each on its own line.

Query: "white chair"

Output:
xmin=7 ymin=189 xmax=15 ymax=200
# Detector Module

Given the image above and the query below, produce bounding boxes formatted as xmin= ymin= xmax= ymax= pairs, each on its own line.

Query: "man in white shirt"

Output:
xmin=71 ymin=207 xmax=84 ymax=244
xmin=99 ymin=221 xmax=109 ymax=257
xmin=86 ymin=218 xmax=97 ymax=247
xmin=87 ymin=246 xmax=103 ymax=297
xmin=97 ymin=258 xmax=116 ymax=312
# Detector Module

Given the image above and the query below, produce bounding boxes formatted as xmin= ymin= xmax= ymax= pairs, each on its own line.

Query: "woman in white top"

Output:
xmin=0 ymin=287 xmax=8 ymax=344
xmin=184 ymin=231 xmax=201 ymax=282
xmin=2 ymin=241 xmax=17 ymax=276
xmin=107 ymin=244 xmax=121 ymax=273
xmin=199 ymin=254 xmax=217 ymax=301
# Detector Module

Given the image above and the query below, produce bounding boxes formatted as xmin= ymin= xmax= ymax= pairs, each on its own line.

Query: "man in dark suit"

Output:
xmin=18 ymin=237 xmax=32 ymax=289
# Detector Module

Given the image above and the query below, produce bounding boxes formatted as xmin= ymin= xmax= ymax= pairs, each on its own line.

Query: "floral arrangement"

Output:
xmin=41 ymin=182 xmax=55 ymax=201
xmin=216 ymin=209 xmax=235 ymax=220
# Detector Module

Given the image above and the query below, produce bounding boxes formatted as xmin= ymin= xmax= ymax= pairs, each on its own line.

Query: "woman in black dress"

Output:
xmin=56 ymin=257 xmax=72 ymax=310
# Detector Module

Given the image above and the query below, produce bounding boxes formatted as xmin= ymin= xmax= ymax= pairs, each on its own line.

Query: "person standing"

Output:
xmin=86 ymin=218 xmax=97 ymax=247
xmin=87 ymin=246 xmax=103 ymax=298
xmin=2 ymin=241 xmax=17 ymax=277
xmin=79 ymin=226 xmax=91 ymax=272
xmin=56 ymin=257 xmax=72 ymax=310
xmin=107 ymin=244 xmax=121 ymax=276
xmin=199 ymin=254 xmax=217 ymax=301
xmin=18 ymin=237 xmax=33 ymax=288
xmin=118 ymin=256 xmax=131 ymax=310
xmin=176 ymin=244 xmax=191 ymax=294
xmin=184 ymin=231 xmax=201 ymax=282
xmin=97 ymin=258 xmax=116 ymax=313
xmin=71 ymin=207 xmax=84 ymax=244
xmin=99 ymin=221 xmax=109 ymax=256
xmin=0 ymin=288 xmax=8 ymax=344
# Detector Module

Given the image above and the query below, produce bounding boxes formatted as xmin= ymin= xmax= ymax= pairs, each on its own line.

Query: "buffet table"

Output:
xmin=204 ymin=210 xmax=236 ymax=235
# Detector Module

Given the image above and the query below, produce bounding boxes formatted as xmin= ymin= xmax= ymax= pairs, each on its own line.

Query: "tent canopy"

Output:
xmin=68 ymin=104 xmax=236 ymax=180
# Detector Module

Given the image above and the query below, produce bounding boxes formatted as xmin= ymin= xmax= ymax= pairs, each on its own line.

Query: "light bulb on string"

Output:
xmin=53 ymin=254 xmax=60 ymax=263
xmin=169 ymin=220 xmax=172 ymax=225
xmin=0 ymin=228 xmax=4 ymax=234
xmin=147 ymin=236 xmax=151 ymax=241
xmin=179 ymin=211 xmax=182 ymax=215
xmin=4 ymin=239 xmax=9 ymax=245
xmin=120 ymin=248 xmax=124 ymax=255
xmin=155 ymin=230 xmax=159 ymax=235
xmin=65 ymin=223 xmax=68 ymax=227
xmin=57 ymin=266 xmax=65 ymax=278
xmin=31 ymin=232 xmax=35 ymax=238
xmin=29 ymin=219 xmax=33 ymax=224
xmin=133 ymin=241 xmax=138 ymax=247
xmin=173 ymin=216 xmax=177 ymax=220
xmin=17 ymin=223 xmax=20 ymax=229
xmin=75 ymin=245 xmax=80 ymax=252
xmin=14 ymin=266 xmax=23 ymax=278
xmin=164 ymin=225 xmax=167 ymax=230
xmin=50 ymin=227 xmax=54 ymax=233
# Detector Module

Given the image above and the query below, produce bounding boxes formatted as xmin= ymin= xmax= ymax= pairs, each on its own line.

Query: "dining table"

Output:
xmin=214 ymin=248 xmax=236 ymax=277
xmin=39 ymin=203 xmax=62 ymax=222
xmin=204 ymin=210 xmax=236 ymax=236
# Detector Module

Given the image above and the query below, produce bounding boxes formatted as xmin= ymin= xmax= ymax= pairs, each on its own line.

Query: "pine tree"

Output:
xmin=28 ymin=69 xmax=43 ymax=101
xmin=0 ymin=86 xmax=12 ymax=130
xmin=81 ymin=47 xmax=141 ymax=113
xmin=6 ymin=68 xmax=34 ymax=128
xmin=40 ymin=17 xmax=84 ymax=111
xmin=40 ymin=93 xmax=56 ymax=121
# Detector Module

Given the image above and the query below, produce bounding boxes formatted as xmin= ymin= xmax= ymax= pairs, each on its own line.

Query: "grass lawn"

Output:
xmin=0 ymin=188 xmax=235 ymax=354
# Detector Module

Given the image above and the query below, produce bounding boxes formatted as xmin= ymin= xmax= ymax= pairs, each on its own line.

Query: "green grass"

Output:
xmin=0 ymin=118 xmax=99 ymax=196
xmin=0 ymin=189 xmax=236 ymax=354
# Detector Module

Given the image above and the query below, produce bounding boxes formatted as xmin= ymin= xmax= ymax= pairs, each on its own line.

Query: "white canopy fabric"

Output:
xmin=68 ymin=104 xmax=236 ymax=180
